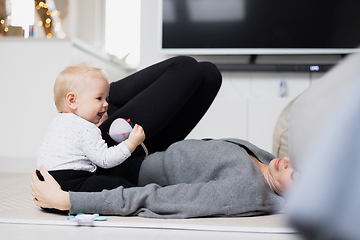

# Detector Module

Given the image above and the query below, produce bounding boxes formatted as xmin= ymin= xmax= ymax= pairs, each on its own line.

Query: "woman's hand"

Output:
xmin=30 ymin=166 xmax=71 ymax=211
xmin=125 ymin=124 xmax=146 ymax=152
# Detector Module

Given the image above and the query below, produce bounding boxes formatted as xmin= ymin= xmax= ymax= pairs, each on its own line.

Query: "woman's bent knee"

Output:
xmin=199 ymin=61 xmax=222 ymax=89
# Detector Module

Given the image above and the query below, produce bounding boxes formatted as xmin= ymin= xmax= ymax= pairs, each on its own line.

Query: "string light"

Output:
xmin=51 ymin=10 xmax=59 ymax=17
xmin=32 ymin=0 xmax=65 ymax=39
xmin=54 ymin=22 xmax=61 ymax=31
xmin=35 ymin=1 xmax=52 ymax=37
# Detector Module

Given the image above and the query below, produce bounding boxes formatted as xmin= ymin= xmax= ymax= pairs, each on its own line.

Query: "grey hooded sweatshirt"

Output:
xmin=69 ymin=138 xmax=285 ymax=218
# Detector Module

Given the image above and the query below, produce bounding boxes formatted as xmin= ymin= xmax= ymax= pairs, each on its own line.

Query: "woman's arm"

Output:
xmin=31 ymin=168 xmax=282 ymax=218
xmin=30 ymin=166 xmax=71 ymax=211
xmin=30 ymin=166 xmax=228 ymax=218
xmin=68 ymin=181 xmax=228 ymax=218
xmin=68 ymin=178 xmax=282 ymax=219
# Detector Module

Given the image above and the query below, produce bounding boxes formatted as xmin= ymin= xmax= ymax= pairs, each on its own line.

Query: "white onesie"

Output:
xmin=37 ymin=113 xmax=131 ymax=172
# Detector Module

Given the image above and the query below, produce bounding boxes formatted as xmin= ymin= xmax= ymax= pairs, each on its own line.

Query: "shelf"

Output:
xmin=215 ymin=63 xmax=335 ymax=72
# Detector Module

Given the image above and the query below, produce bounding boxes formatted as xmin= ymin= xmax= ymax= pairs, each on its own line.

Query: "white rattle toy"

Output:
xmin=108 ymin=118 xmax=148 ymax=159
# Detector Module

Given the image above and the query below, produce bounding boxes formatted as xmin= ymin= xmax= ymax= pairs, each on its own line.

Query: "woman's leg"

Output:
xmin=100 ymin=56 xmax=222 ymax=152
xmin=97 ymin=56 xmax=222 ymax=184
xmin=75 ymin=174 xmax=136 ymax=192
xmin=144 ymin=61 xmax=222 ymax=152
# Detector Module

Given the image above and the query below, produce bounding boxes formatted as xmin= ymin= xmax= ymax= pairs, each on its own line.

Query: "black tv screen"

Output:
xmin=161 ymin=0 xmax=360 ymax=55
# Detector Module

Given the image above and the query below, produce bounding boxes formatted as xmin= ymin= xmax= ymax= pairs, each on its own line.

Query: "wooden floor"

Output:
xmin=0 ymin=172 xmax=303 ymax=240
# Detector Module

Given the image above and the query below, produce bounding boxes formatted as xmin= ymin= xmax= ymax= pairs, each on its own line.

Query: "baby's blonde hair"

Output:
xmin=54 ymin=63 xmax=108 ymax=112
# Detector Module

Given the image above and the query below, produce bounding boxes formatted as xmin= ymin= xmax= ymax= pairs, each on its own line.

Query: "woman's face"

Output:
xmin=267 ymin=156 xmax=299 ymax=194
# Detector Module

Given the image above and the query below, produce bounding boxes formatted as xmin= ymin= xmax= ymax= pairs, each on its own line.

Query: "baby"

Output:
xmin=37 ymin=63 xmax=145 ymax=192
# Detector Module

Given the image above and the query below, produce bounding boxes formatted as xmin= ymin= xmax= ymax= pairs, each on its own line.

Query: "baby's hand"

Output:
xmin=124 ymin=124 xmax=145 ymax=153
xmin=129 ymin=124 xmax=145 ymax=145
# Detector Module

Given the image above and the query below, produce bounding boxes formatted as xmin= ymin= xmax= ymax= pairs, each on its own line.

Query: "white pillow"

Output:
xmin=289 ymin=53 xmax=360 ymax=168
xmin=272 ymin=98 xmax=297 ymax=159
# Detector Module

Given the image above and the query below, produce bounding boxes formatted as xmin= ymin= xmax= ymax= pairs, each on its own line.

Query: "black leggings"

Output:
xmin=48 ymin=56 xmax=222 ymax=192
xmin=102 ymin=56 xmax=222 ymax=151
xmin=96 ymin=56 xmax=222 ymax=185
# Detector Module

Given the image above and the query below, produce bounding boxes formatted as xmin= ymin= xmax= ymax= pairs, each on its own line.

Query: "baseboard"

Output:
xmin=0 ymin=157 xmax=36 ymax=173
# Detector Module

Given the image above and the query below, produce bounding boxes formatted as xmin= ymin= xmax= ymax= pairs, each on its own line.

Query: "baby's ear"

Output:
xmin=66 ymin=92 xmax=77 ymax=110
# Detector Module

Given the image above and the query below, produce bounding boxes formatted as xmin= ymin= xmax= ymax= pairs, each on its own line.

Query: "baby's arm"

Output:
xmin=124 ymin=124 xmax=146 ymax=153
xmin=79 ymin=123 xmax=145 ymax=169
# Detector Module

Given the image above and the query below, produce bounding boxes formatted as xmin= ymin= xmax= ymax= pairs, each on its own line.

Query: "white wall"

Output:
xmin=0 ymin=39 xmax=71 ymax=171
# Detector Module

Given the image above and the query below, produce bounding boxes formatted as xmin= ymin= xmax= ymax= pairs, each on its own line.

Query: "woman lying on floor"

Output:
xmin=31 ymin=56 xmax=298 ymax=219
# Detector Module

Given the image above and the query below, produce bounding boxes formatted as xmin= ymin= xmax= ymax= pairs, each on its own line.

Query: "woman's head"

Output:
xmin=266 ymin=156 xmax=299 ymax=196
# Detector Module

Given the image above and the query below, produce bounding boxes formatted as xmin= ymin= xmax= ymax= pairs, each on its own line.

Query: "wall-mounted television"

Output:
xmin=160 ymin=0 xmax=360 ymax=55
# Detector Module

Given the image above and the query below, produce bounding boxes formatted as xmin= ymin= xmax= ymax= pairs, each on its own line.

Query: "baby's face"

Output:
xmin=75 ymin=74 xmax=109 ymax=124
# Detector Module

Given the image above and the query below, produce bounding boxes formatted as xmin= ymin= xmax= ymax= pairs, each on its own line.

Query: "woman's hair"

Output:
xmin=53 ymin=63 xmax=108 ymax=112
